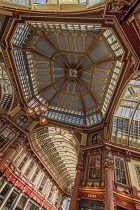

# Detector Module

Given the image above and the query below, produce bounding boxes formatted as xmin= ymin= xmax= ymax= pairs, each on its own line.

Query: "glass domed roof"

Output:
xmin=12 ymin=22 xmax=124 ymax=126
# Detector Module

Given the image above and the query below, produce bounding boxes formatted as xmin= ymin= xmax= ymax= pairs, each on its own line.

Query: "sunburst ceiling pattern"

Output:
xmin=12 ymin=22 xmax=124 ymax=126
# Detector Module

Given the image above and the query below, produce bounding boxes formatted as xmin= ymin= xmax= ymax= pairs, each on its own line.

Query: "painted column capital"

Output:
xmin=104 ymin=146 xmax=113 ymax=170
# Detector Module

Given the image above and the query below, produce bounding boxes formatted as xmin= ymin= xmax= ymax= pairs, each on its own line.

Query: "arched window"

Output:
xmin=92 ymin=133 xmax=101 ymax=144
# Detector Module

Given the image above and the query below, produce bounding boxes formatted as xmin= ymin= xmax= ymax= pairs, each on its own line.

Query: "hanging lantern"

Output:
xmin=26 ymin=107 xmax=35 ymax=116
xmin=38 ymin=104 xmax=47 ymax=114
xmin=40 ymin=117 xmax=48 ymax=125
xmin=52 ymin=185 xmax=57 ymax=191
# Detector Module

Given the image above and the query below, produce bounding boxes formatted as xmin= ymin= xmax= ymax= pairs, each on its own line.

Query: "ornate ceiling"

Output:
xmin=30 ymin=126 xmax=79 ymax=189
xmin=12 ymin=22 xmax=124 ymax=126
xmin=0 ymin=3 xmax=139 ymax=196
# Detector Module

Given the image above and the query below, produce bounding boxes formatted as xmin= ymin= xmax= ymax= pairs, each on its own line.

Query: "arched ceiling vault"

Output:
xmin=30 ymin=126 xmax=79 ymax=189
xmin=11 ymin=22 xmax=125 ymax=127
xmin=112 ymin=72 xmax=140 ymax=148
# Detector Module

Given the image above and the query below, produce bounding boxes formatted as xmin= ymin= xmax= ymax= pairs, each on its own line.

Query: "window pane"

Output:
xmin=115 ymin=157 xmax=126 ymax=185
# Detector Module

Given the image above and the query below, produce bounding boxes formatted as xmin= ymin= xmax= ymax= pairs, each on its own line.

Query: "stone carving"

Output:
xmin=104 ymin=146 xmax=113 ymax=169
xmin=78 ymin=151 xmax=84 ymax=163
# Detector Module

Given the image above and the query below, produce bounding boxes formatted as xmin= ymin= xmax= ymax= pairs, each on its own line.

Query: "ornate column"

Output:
xmin=69 ymin=151 xmax=84 ymax=210
xmin=104 ymin=146 xmax=114 ymax=210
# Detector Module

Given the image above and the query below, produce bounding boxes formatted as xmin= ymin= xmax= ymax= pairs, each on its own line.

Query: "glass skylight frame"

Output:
xmin=111 ymin=72 xmax=140 ymax=148
xmin=31 ymin=126 xmax=79 ymax=188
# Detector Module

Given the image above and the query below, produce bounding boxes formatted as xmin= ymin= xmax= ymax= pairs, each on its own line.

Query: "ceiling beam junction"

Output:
xmin=76 ymin=30 xmax=104 ymax=70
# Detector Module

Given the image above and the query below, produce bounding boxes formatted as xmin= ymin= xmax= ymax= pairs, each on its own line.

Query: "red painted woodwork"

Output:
xmin=15 ymin=181 xmax=25 ymax=190
xmin=115 ymin=197 xmax=135 ymax=210
xmin=132 ymin=186 xmax=138 ymax=196
xmin=80 ymin=187 xmax=104 ymax=202
xmin=23 ymin=188 xmax=31 ymax=196
xmin=9 ymin=175 xmax=16 ymax=184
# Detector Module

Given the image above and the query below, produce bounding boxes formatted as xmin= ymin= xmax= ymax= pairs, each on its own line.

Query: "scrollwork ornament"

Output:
xmin=105 ymin=146 xmax=113 ymax=160
xmin=11 ymin=142 xmax=20 ymax=151
xmin=16 ymin=134 xmax=26 ymax=145
xmin=104 ymin=146 xmax=113 ymax=169
xmin=78 ymin=151 xmax=84 ymax=163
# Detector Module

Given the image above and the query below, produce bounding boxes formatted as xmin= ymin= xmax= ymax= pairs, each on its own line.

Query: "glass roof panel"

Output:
xmin=111 ymin=72 xmax=140 ymax=148
xmin=31 ymin=126 xmax=79 ymax=188
xmin=12 ymin=23 xmax=124 ymax=126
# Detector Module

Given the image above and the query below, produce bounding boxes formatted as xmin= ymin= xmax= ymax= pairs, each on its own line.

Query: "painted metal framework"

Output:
xmin=0 ymin=65 xmax=12 ymax=113
xmin=112 ymin=72 xmax=140 ymax=148
xmin=12 ymin=23 xmax=124 ymax=126
xmin=31 ymin=126 xmax=79 ymax=189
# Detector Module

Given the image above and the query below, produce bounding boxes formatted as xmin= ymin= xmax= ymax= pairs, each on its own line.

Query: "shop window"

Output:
xmin=115 ymin=156 xmax=127 ymax=185
xmin=135 ymin=165 xmax=140 ymax=184
xmin=26 ymin=200 xmax=40 ymax=210
xmin=0 ymin=177 xmax=6 ymax=188
xmin=16 ymin=195 xmax=28 ymax=209
xmin=18 ymin=155 xmax=29 ymax=170
xmin=88 ymin=155 xmax=100 ymax=180
xmin=92 ymin=133 xmax=101 ymax=144
xmin=3 ymin=190 xmax=19 ymax=209
xmin=1 ymin=184 xmax=11 ymax=198
xmin=80 ymin=200 xmax=105 ymax=209
xmin=116 ymin=206 xmax=128 ymax=210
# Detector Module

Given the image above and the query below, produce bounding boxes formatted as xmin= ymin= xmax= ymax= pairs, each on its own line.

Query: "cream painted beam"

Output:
xmin=0 ymin=8 xmax=12 ymax=16
xmin=34 ymin=3 xmax=86 ymax=11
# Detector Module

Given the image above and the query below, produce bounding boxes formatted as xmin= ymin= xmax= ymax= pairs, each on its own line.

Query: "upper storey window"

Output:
xmin=0 ymin=128 xmax=15 ymax=149
xmin=135 ymin=165 xmax=140 ymax=185
xmin=88 ymin=155 xmax=100 ymax=180
xmin=18 ymin=156 xmax=29 ymax=170
xmin=115 ymin=156 xmax=127 ymax=185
